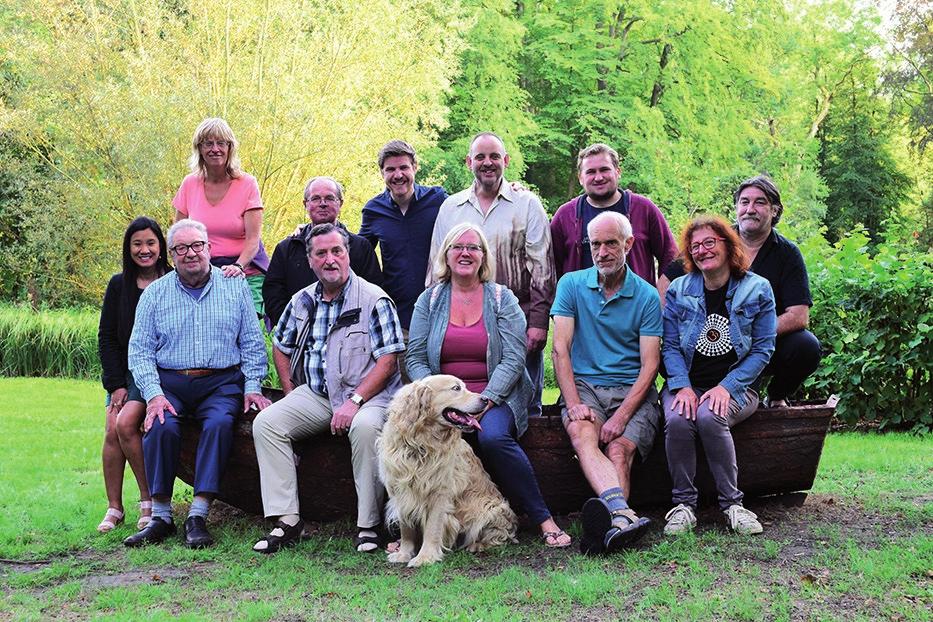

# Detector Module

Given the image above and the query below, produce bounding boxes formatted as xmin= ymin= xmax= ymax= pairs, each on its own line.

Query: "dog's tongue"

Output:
xmin=446 ymin=409 xmax=483 ymax=432
xmin=463 ymin=415 xmax=482 ymax=432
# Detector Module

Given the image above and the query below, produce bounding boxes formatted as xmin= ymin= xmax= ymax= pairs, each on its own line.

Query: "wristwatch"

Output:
xmin=349 ymin=393 xmax=365 ymax=406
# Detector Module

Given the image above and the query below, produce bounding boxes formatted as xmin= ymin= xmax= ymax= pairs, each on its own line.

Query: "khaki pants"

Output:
xmin=252 ymin=384 xmax=386 ymax=528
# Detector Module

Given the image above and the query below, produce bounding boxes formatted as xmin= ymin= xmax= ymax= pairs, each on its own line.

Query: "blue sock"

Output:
xmin=152 ymin=499 xmax=173 ymax=522
xmin=187 ymin=497 xmax=211 ymax=519
xmin=599 ymin=487 xmax=629 ymax=512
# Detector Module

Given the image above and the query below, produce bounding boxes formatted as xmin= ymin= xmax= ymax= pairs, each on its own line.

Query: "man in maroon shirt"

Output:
xmin=550 ymin=143 xmax=677 ymax=291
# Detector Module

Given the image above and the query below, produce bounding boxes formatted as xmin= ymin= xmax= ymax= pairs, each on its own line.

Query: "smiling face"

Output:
xmin=445 ymin=229 xmax=484 ymax=282
xmin=304 ymin=178 xmax=343 ymax=225
xmin=129 ymin=228 xmax=160 ymax=270
xmin=170 ymin=226 xmax=211 ymax=285
xmin=689 ymin=226 xmax=727 ymax=276
xmin=736 ymin=186 xmax=778 ymax=238
xmin=308 ymin=230 xmax=350 ymax=291
xmin=579 ymin=152 xmax=621 ymax=204
xmin=381 ymin=154 xmax=417 ymax=201
xmin=588 ymin=218 xmax=633 ymax=278
xmin=198 ymin=134 xmax=230 ymax=171
xmin=467 ymin=135 xmax=509 ymax=192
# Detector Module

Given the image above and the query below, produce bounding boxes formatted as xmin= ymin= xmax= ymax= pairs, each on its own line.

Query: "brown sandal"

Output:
xmin=543 ymin=529 xmax=572 ymax=548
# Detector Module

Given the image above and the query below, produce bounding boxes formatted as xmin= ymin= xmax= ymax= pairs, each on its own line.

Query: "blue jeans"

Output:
xmin=526 ymin=348 xmax=544 ymax=418
xmin=144 ymin=368 xmax=243 ymax=498
xmin=471 ymin=404 xmax=551 ymax=525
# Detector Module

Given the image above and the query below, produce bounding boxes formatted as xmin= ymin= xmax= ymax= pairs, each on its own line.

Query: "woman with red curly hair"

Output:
xmin=661 ymin=215 xmax=777 ymax=536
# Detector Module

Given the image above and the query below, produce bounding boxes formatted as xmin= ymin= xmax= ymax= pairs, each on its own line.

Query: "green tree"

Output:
xmin=422 ymin=0 xmax=535 ymax=193
xmin=0 ymin=0 xmax=466 ymax=303
xmin=818 ymin=74 xmax=911 ymax=244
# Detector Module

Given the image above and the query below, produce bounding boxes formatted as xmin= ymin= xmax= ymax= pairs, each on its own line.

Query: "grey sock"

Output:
xmin=187 ymin=497 xmax=211 ymax=519
xmin=152 ymin=500 xmax=173 ymax=522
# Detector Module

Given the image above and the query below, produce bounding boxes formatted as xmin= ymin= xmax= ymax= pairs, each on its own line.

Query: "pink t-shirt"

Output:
xmin=439 ymin=316 xmax=489 ymax=393
xmin=172 ymin=173 xmax=263 ymax=273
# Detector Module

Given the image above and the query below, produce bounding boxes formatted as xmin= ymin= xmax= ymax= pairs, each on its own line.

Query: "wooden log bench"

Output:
xmin=177 ymin=391 xmax=835 ymax=521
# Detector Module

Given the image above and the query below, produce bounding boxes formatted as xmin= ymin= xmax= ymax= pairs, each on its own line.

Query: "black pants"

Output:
xmin=761 ymin=329 xmax=822 ymax=400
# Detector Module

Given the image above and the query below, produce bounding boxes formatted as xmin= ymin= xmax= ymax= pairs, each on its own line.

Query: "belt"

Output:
xmin=166 ymin=366 xmax=238 ymax=377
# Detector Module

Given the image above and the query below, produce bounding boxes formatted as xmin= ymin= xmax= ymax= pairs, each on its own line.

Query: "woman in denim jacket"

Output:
xmin=661 ymin=215 xmax=776 ymax=536
xmin=407 ymin=223 xmax=571 ymax=549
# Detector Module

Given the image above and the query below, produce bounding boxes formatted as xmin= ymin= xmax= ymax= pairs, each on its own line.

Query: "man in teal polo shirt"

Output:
xmin=551 ymin=211 xmax=662 ymax=555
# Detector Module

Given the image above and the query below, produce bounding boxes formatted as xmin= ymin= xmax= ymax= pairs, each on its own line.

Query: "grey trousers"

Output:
xmin=252 ymin=384 xmax=386 ymax=528
xmin=661 ymin=386 xmax=758 ymax=511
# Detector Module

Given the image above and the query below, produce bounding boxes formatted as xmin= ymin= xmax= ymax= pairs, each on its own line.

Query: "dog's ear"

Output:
xmin=387 ymin=380 xmax=430 ymax=433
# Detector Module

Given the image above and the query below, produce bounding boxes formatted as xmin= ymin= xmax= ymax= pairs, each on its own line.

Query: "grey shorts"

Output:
xmin=561 ymin=379 xmax=661 ymax=460
xmin=104 ymin=371 xmax=144 ymax=407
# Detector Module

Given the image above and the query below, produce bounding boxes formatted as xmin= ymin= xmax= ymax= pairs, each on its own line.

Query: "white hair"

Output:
xmin=587 ymin=211 xmax=633 ymax=240
xmin=167 ymin=219 xmax=209 ymax=248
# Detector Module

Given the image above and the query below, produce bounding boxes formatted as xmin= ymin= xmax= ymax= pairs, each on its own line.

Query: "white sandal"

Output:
xmin=97 ymin=507 xmax=125 ymax=533
xmin=137 ymin=500 xmax=153 ymax=530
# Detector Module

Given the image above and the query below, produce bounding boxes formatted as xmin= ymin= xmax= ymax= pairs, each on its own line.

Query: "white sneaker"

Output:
xmin=663 ymin=504 xmax=696 ymax=535
xmin=723 ymin=504 xmax=763 ymax=535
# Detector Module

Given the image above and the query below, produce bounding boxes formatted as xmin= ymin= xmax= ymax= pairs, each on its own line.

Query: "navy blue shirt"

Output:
xmin=360 ymin=183 xmax=447 ymax=329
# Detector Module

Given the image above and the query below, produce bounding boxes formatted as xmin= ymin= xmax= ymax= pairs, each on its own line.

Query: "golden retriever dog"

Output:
xmin=377 ymin=375 xmax=518 ymax=567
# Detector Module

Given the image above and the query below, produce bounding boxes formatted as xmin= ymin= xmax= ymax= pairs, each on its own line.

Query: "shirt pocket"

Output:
xmin=337 ymin=330 xmax=371 ymax=378
xmin=733 ymin=301 xmax=760 ymax=339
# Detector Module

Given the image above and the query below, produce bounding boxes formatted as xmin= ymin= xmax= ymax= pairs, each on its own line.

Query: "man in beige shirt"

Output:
xmin=428 ymin=132 xmax=555 ymax=416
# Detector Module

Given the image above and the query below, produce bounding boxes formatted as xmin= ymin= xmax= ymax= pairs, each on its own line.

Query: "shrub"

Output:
xmin=0 ymin=305 xmax=99 ymax=380
xmin=802 ymin=231 xmax=933 ymax=432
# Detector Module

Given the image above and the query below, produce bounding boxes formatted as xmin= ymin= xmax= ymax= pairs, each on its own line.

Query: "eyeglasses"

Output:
xmin=306 ymin=195 xmax=340 ymax=205
xmin=449 ymin=244 xmax=483 ymax=254
xmin=689 ymin=238 xmax=725 ymax=254
xmin=170 ymin=241 xmax=207 ymax=256
xmin=200 ymin=140 xmax=229 ymax=149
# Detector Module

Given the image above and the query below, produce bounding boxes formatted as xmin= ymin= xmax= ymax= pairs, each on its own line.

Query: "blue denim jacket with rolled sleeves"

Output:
xmin=663 ymin=270 xmax=777 ymax=407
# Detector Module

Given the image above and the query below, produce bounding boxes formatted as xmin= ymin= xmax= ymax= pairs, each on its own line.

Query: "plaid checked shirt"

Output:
xmin=128 ymin=267 xmax=268 ymax=402
xmin=273 ymin=273 xmax=405 ymax=396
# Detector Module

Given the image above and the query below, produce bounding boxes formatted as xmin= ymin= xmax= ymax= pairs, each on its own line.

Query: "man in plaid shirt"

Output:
xmin=252 ymin=223 xmax=405 ymax=554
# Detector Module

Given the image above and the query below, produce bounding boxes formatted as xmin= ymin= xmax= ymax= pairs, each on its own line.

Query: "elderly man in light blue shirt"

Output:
xmin=125 ymin=219 xmax=269 ymax=549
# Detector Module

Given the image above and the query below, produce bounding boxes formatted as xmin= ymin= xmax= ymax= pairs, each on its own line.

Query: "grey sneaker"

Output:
xmin=663 ymin=504 xmax=697 ymax=535
xmin=723 ymin=504 xmax=763 ymax=535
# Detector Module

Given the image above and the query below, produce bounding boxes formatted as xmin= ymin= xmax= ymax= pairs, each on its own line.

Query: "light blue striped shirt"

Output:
xmin=129 ymin=267 xmax=268 ymax=401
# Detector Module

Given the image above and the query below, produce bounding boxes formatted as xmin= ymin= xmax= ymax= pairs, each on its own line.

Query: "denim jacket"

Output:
xmin=407 ymin=281 xmax=532 ymax=436
xmin=663 ymin=270 xmax=776 ymax=407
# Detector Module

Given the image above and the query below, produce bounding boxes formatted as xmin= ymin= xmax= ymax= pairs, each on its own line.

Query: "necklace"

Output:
xmin=453 ymin=285 xmax=481 ymax=306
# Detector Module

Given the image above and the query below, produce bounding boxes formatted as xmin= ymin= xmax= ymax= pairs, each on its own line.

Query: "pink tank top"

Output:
xmin=439 ymin=315 xmax=489 ymax=393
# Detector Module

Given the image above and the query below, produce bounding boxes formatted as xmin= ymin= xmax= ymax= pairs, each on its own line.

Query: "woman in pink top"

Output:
xmin=173 ymin=118 xmax=269 ymax=314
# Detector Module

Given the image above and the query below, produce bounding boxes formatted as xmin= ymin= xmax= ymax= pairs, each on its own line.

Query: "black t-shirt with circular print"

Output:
xmin=688 ymin=284 xmax=738 ymax=389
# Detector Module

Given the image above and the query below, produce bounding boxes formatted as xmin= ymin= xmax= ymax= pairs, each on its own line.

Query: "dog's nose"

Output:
xmin=480 ymin=397 xmax=489 ymax=405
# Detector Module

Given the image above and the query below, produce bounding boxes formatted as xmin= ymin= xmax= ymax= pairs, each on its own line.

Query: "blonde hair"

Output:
xmin=432 ymin=223 xmax=496 ymax=283
xmin=187 ymin=117 xmax=243 ymax=178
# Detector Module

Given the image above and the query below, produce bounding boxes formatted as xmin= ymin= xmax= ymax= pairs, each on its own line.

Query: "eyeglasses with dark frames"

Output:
xmin=689 ymin=237 xmax=725 ymax=255
xmin=170 ymin=241 xmax=207 ymax=256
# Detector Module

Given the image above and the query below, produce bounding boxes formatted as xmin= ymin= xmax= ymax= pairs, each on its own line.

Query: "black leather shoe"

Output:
xmin=183 ymin=516 xmax=214 ymax=549
xmin=123 ymin=517 xmax=176 ymax=548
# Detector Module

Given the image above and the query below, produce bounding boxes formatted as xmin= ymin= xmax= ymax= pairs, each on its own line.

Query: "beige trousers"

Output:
xmin=252 ymin=384 xmax=386 ymax=528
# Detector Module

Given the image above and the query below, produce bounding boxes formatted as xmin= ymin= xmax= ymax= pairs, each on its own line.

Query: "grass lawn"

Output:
xmin=0 ymin=377 xmax=930 ymax=621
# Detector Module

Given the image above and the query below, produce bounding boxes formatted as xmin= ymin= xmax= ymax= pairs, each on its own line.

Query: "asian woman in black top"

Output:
xmin=96 ymin=217 xmax=171 ymax=532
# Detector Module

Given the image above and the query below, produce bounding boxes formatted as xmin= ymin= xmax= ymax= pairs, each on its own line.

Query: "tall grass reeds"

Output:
xmin=0 ymin=305 xmax=100 ymax=379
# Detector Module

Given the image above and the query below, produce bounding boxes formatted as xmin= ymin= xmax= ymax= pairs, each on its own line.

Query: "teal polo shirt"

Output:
xmin=550 ymin=266 xmax=662 ymax=386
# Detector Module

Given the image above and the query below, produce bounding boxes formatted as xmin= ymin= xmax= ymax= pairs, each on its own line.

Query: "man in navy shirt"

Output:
xmin=660 ymin=176 xmax=821 ymax=406
xmin=359 ymin=140 xmax=447 ymax=330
